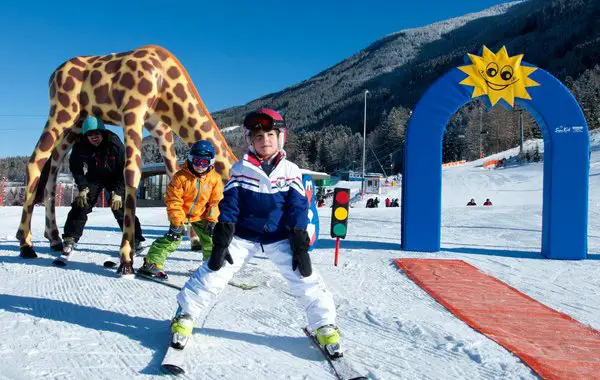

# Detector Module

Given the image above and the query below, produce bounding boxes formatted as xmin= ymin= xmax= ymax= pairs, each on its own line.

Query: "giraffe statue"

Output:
xmin=17 ymin=45 xmax=238 ymax=275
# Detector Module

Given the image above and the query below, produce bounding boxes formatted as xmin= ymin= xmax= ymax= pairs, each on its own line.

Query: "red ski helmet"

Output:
xmin=243 ymin=108 xmax=286 ymax=152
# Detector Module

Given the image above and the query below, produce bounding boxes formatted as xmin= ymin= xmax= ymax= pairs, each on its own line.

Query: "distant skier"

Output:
xmin=385 ymin=197 xmax=391 ymax=207
xmin=138 ymin=140 xmax=223 ymax=278
xmin=467 ymin=198 xmax=477 ymax=206
xmin=169 ymin=108 xmax=341 ymax=358
xmin=60 ymin=116 xmax=145 ymax=255
xmin=483 ymin=198 xmax=493 ymax=206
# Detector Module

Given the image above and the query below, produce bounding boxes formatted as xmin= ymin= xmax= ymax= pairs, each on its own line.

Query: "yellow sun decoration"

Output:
xmin=458 ymin=46 xmax=539 ymax=106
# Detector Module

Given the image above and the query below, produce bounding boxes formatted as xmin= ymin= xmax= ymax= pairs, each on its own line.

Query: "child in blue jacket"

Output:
xmin=168 ymin=109 xmax=341 ymax=358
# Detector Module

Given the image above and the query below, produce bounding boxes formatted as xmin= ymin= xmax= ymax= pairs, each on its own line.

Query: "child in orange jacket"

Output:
xmin=139 ymin=140 xmax=223 ymax=278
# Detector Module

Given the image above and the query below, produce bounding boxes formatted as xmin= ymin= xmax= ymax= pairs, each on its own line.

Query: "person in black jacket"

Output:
xmin=61 ymin=116 xmax=145 ymax=254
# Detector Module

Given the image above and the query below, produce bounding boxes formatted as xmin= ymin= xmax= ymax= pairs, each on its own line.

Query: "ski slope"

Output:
xmin=0 ymin=134 xmax=599 ymax=379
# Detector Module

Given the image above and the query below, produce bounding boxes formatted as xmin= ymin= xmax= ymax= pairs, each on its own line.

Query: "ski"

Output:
xmin=161 ymin=336 xmax=192 ymax=375
xmin=52 ymin=255 xmax=70 ymax=267
xmin=303 ymin=328 xmax=367 ymax=380
xmin=135 ymin=272 xmax=183 ymax=290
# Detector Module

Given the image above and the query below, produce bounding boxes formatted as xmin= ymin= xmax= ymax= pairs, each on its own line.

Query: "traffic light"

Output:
xmin=330 ymin=188 xmax=350 ymax=239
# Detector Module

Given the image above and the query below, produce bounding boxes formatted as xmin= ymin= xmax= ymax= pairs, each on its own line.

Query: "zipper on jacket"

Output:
xmin=187 ymin=177 xmax=202 ymax=218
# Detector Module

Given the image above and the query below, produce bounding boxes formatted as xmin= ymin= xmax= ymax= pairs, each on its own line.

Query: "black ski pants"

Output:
xmin=62 ymin=181 xmax=144 ymax=243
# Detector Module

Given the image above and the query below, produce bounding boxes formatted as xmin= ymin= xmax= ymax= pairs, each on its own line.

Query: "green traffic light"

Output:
xmin=333 ymin=224 xmax=347 ymax=237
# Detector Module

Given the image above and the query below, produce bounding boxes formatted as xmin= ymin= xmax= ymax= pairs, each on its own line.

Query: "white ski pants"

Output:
xmin=177 ymin=236 xmax=336 ymax=330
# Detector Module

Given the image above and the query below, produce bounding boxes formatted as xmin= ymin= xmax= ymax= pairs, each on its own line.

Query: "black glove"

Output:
xmin=166 ymin=224 xmax=184 ymax=240
xmin=204 ymin=221 xmax=216 ymax=236
xmin=291 ymin=228 xmax=312 ymax=277
xmin=207 ymin=222 xmax=235 ymax=271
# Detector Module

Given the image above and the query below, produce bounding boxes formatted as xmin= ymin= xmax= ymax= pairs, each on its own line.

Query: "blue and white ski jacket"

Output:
xmin=218 ymin=151 xmax=309 ymax=244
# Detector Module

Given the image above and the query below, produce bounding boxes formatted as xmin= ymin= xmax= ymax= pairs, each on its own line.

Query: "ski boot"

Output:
xmin=316 ymin=324 xmax=343 ymax=359
xmin=53 ymin=237 xmax=76 ymax=266
xmin=62 ymin=237 xmax=76 ymax=255
xmin=138 ymin=260 xmax=168 ymax=280
xmin=190 ymin=239 xmax=202 ymax=252
xmin=134 ymin=240 xmax=145 ymax=256
xmin=171 ymin=308 xmax=194 ymax=349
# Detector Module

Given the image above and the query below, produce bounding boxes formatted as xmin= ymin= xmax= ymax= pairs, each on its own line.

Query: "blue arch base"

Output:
xmin=401 ymin=65 xmax=589 ymax=259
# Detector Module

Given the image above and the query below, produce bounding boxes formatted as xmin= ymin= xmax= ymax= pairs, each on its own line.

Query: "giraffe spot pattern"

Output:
xmin=188 ymin=103 xmax=195 ymax=114
xmin=63 ymin=77 xmax=75 ymax=91
xmin=119 ymin=72 xmax=135 ymax=90
xmin=94 ymin=84 xmax=111 ymax=104
xmin=124 ymin=112 xmax=136 ymax=126
xmin=123 ymin=96 xmax=141 ymax=112
xmin=99 ymin=54 xmax=114 ymax=62
xmin=137 ymin=77 xmax=153 ymax=96
xmin=56 ymin=71 xmax=63 ymax=88
xmin=126 ymin=129 xmax=142 ymax=148
xmin=71 ymin=102 xmax=78 ymax=113
xmin=112 ymin=89 xmax=125 ymax=108
xmin=105 ymin=60 xmax=122 ymax=74
xmin=133 ymin=50 xmax=148 ymax=58
xmin=167 ymin=66 xmax=181 ymax=79
xmin=188 ymin=117 xmax=197 ymax=127
xmin=126 ymin=60 xmax=137 ymax=71
xmin=92 ymin=106 xmax=103 ymax=117
xmin=155 ymin=99 xmax=169 ymax=112
xmin=161 ymin=115 xmax=171 ymax=125
xmin=80 ymin=92 xmax=89 ymax=107
xmin=57 ymin=92 xmax=70 ymax=108
xmin=90 ymin=70 xmax=102 ymax=86
xmin=108 ymin=110 xmax=120 ymax=121
xmin=39 ymin=132 xmax=55 ymax=152
xmin=49 ymin=105 xmax=57 ymax=117
xmin=173 ymin=103 xmax=184 ymax=122
xmin=173 ymin=83 xmax=187 ymax=102
xmin=68 ymin=67 xmax=86 ymax=81
xmin=149 ymin=57 xmax=162 ymax=69
xmin=155 ymin=49 xmax=169 ymax=61
xmin=56 ymin=110 xmax=72 ymax=124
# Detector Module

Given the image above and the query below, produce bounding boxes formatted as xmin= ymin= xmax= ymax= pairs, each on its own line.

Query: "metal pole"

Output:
xmin=479 ymin=107 xmax=483 ymax=159
xmin=362 ymin=90 xmax=369 ymax=199
xmin=519 ymin=109 xmax=524 ymax=155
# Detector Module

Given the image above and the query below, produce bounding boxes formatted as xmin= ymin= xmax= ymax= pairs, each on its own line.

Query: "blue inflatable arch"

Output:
xmin=401 ymin=63 xmax=589 ymax=259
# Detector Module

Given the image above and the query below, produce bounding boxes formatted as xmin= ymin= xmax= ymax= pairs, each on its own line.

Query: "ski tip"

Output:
xmin=52 ymin=259 xmax=67 ymax=267
xmin=161 ymin=364 xmax=185 ymax=376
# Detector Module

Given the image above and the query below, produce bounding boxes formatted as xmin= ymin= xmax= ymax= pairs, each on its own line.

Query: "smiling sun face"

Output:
xmin=458 ymin=46 xmax=539 ymax=106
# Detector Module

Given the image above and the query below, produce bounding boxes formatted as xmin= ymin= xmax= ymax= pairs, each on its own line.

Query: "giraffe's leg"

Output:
xmin=17 ymin=119 xmax=69 ymax=258
xmin=43 ymin=130 xmax=78 ymax=250
xmin=145 ymin=115 xmax=179 ymax=181
xmin=116 ymin=111 xmax=147 ymax=276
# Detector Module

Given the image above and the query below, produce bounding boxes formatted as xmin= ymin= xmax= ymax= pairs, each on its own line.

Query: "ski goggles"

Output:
xmin=190 ymin=156 xmax=211 ymax=168
xmin=243 ymin=114 xmax=284 ymax=131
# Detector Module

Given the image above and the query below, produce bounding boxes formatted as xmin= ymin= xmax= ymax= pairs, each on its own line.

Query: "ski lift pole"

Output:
xmin=0 ymin=177 xmax=5 ymax=206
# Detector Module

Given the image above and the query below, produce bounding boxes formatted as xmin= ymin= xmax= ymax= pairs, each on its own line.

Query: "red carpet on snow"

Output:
xmin=394 ymin=258 xmax=600 ymax=380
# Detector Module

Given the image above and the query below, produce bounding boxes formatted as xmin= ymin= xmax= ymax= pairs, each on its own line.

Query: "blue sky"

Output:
xmin=0 ymin=0 xmax=512 ymax=157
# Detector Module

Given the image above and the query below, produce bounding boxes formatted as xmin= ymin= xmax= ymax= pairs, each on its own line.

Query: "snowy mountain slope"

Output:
xmin=0 ymin=136 xmax=599 ymax=379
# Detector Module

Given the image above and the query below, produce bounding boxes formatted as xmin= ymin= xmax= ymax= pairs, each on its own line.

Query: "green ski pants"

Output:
xmin=145 ymin=220 xmax=213 ymax=268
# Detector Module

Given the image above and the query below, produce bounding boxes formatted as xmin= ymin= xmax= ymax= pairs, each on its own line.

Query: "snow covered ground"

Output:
xmin=0 ymin=132 xmax=599 ymax=379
